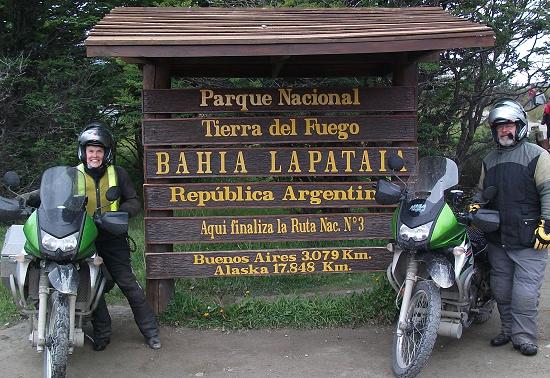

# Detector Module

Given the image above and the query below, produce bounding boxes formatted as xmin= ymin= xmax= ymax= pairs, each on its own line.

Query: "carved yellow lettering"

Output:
xmin=278 ymin=88 xmax=292 ymax=105
xmin=341 ymin=150 xmax=355 ymax=172
xmin=175 ymin=152 xmax=189 ymax=174
xmin=169 ymin=187 xmax=185 ymax=202
xmin=359 ymin=151 xmax=372 ymax=172
xmin=234 ymin=151 xmax=248 ymax=173
xmin=288 ymin=151 xmax=302 ymax=173
xmin=219 ymin=151 xmax=227 ymax=174
xmin=308 ymin=150 xmax=322 ymax=172
xmin=270 ymin=151 xmax=282 ymax=173
xmin=156 ymin=152 xmax=170 ymax=175
xmin=379 ymin=150 xmax=387 ymax=172
xmin=282 ymin=186 xmax=297 ymax=201
xmin=397 ymin=150 xmax=407 ymax=172
xmin=196 ymin=152 xmax=212 ymax=174
xmin=200 ymin=89 xmax=214 ymax=107
xmin=324 ymin=151 xmax=338 ymax=173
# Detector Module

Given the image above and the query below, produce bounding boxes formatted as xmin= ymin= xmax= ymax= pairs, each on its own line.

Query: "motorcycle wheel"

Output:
xmin=44 ymin=291 xmax=70 ymax=378
xmin=392 ymin=281 xmax=441 ymax=378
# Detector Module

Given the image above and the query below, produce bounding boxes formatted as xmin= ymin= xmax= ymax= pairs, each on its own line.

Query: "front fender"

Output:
xmin=418 ymin=252 xmax=454 ymax=288
xmin=48 ymin=263 xmax=79 ymax=295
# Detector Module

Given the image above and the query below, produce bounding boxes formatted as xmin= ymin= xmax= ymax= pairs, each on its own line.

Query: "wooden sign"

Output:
xmin=145 ymin=147 xmax=417 ymax=179
xmin=146 ymin=247 xmax=393 ymax=278
xmin=143 ymin=181 xmax=391 ymax=209
xmin=142 ymin=115 xmax=416 ymax=145
xmin=145 ymin=213 xmax=393 ymax=244
xmin=142 ymin=86 xmax=416 ymax=113
xmin=140 ymin=84 xmax=416 ymax=283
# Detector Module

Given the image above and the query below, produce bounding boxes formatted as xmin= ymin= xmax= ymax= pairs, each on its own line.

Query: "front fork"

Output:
xmin=33 ymin=266 xmax=78 ymax=352
xmin=396 ymin=255 xmax=418 ymax=336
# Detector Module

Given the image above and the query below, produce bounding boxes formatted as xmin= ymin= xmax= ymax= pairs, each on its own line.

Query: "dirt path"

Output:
xmin=1 ymin=261 xmax=549 ymax=377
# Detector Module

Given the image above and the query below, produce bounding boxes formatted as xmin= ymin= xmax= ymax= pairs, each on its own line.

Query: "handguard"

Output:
xmin=533 ymin=219 xmax=550 ymax=250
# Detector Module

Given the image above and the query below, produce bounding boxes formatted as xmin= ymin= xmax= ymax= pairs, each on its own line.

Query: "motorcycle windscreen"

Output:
xmin=38 ymin=166 xmax=87 ymax=238
xmin=400 ymin=157 xmax=459 ymax=228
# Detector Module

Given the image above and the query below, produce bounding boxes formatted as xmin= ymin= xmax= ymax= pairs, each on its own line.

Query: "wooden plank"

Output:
xmin=91 ymin=21 xmax=474 ymax=34
xmin=92 ymin=20 xmax=469 ymax=30
xmin=100 ymin=12 xmax=460 ymax=20
xmin=144 ymin=181 xmax=398 ymax=209
xmin=167 ymin=62 xmax=393 ymax=79
xmin=86 ymin=27 xmax=493 ymax=44
xmin=142 ymin=87 xmax=416 ymax=113
xmin=90 ymin=24 xmax=490 ymax=37
xmin=142 ymin=115 xmax=416 ymax=145
xmin=146 ymin=247 xmax=393 ymax=278
xmin=145 ymin=146 xmax=417 ymax=179
xmin=86 ymin=30 xmax=495 ymax=46
xmin=111 ymin=6 xmax=445 ymax=13
xmin=142 ymin=63 xmax=174 ymax=315
xmin=86 ymin=34 xmax=495 ymax=58
xmin=145 ymin=212 xmax=393 ymax=244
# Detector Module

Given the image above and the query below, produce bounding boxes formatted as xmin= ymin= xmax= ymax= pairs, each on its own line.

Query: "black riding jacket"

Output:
xmin=477 ymin=140 xmax=550 ymax=249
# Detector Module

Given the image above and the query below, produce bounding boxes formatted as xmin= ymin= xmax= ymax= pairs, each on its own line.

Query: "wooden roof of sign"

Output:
xmin=85 ymin=7 xmax=495 ymax=77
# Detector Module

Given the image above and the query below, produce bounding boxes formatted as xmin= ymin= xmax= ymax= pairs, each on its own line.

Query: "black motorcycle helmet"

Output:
xmin=77 ymin=122 xmax=114 ymax=167
xmin=487 ymin=99 xmax=528 ymax=144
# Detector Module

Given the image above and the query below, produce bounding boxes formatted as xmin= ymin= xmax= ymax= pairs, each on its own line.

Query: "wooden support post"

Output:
xmin=393 ymin=55 xmax=418 ymax=151
xmin=142 ymin=63 xmax=174 ymax=314
xmin=393 ymin=54 xmax=418 ymax=87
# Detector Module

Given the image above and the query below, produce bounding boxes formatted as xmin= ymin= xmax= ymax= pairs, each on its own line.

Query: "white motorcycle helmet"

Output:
xmin=487 ymin=99 xmax=528 ymax=143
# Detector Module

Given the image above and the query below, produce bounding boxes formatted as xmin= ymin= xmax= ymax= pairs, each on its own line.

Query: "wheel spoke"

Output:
xmin=394 ymin=282 xmax=440 ymax=376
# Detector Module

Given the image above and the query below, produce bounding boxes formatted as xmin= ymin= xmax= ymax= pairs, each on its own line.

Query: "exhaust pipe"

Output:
xmin=438 ymin=320 xmax=463 ymax=339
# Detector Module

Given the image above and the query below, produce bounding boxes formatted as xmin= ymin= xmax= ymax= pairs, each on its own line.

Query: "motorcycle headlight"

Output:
xmin=399 ymin=222 xmax=433 ymax=242
xmin=41 ymin=231 xmax=79 ymax=252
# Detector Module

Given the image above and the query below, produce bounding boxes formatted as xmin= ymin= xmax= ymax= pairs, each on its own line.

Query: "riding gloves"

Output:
xmin=533 ymin=219 xmax=550 ymax=250
xmin=468 ymin=203 xmax=481 ymax=213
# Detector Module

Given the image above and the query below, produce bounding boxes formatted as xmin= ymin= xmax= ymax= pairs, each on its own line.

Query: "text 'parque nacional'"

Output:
xmin=200 ymin=88 xmax=360 ymax=112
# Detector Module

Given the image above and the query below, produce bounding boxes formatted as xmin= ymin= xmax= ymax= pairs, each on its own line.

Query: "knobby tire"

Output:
xmin=44 ymin=291 xmax=70 ymax=378
xmin=392 ymin=280 xmax=441 ymax=378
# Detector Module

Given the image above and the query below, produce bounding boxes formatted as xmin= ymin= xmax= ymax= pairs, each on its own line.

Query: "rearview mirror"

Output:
xmin=2 ymin=171 xmax=20 ymax=190
xmin=387 ymin=155 xmax=404 ymax=172
xmin=106 ymin=186 xmax=121 ymax=202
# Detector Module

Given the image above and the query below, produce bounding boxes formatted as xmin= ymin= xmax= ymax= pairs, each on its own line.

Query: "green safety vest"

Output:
xmin=76 ymin=164 xmax=119 ymax=216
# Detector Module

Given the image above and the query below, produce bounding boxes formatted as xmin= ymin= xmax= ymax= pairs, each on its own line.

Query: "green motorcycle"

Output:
xmin=375 ymin=156 xmax=499 ymax=378
xmin=1 ymin=166 xmax=127 ymax=378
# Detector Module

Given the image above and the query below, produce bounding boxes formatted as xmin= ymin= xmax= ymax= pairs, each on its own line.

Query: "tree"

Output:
xmin=0 ymin=0 xmax=154 ymax=188
xmin=417 ymin=0 xmax=549 ymax=168
xmin=2 ymin=0 xmax=547 ymax=191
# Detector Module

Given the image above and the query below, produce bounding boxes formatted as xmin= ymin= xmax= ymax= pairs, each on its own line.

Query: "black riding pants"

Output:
xmin=91 ymin=236 xmax=158 ymax=342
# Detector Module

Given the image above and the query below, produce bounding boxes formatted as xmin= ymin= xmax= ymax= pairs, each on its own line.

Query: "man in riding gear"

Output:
xmin=78 ymin=122 xmax=161 ymax=351
xmin=473 ymin=99 xmax=550 ymax=356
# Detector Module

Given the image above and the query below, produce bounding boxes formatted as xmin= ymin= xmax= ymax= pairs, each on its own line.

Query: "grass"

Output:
xmin=0 ymin=214 xmax=397 ymax=329
xmin=161 ymin=272 xmax=395 ymax=329
xmin=0 ymin=223 xmax=20 ymax=325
